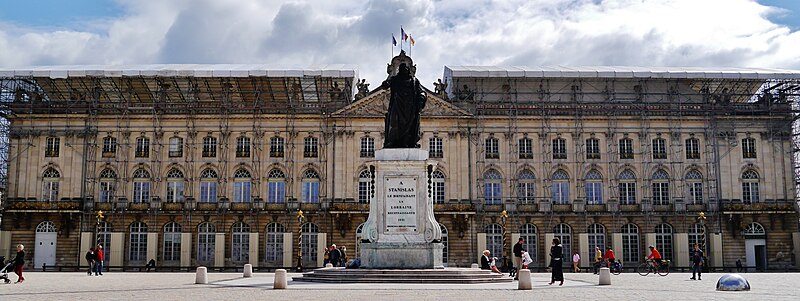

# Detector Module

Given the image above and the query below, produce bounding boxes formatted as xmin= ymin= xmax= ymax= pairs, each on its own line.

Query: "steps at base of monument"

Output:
xmin=293 ymin=268 xmax=514 ymax=284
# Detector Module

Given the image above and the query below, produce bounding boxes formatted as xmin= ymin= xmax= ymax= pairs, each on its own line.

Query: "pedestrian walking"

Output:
xmin=690 ymin=244 xmax=703 ymax=280
xmin=13 ymin=244 xmax=25 ymax=283
xmin=549 ymin=238 xmax=564 ymax=286
xmin=95 ymin=245 xmax=104 ymax=276
xmin=329 ymin=244 xmax=341 ymax=267
xmin=593 ymin=246 xmax=602 ymax=274
xmin=736 ymin=259 xmax=743 ymax=272
xmin=572 ymin=252 xmax=581 ymax=273
xmin=512 ymin=237 xmax=525 ymax=280
xmin=85 ymin=247 xmax=96 ymax=276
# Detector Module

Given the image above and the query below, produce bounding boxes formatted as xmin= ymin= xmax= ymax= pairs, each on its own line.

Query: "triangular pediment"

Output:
xmin=333 ymin=88 xmax=472 ymax=117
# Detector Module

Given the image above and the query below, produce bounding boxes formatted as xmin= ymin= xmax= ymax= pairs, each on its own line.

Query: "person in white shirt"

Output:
xmin=572 ymin=252 xmax=581 ymax=273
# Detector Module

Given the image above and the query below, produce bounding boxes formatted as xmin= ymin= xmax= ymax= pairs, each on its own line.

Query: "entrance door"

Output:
xmin=34 ymin=221 xmax=58 ymax=269
xmin=745 ymin=238 xmax=766 ymax=272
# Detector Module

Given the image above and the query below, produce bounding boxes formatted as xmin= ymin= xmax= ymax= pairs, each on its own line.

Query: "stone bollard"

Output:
xmin=517 ymin=269 xmax=532 ymax=290
xmin=243 ymin=264 xmax=253 ymax=277
xmin=325 ymin=263 xmax=334 ymax=268
xmin=471 ymin=263 xmax=479 ymax=269
xmin=274 ymin=269 xmax=288 ymax=289
xmin=598 ymin=267 xmax=611 ymax=285
xmin=195 ymin=266 xmax=208 ymax=284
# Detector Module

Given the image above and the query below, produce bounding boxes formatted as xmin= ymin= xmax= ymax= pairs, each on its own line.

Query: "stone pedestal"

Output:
xmin=274 ymin=269 xmax=288 ymax=289
xmin=360 ymin=149 xmax=444 ymax=269
xmin=517 ymin=270 xmax=532 ymax=290
xmin=195 ymin=267 xmax=208 ymax=284
xmin=243 ymin=264 xmax=253 ymax=277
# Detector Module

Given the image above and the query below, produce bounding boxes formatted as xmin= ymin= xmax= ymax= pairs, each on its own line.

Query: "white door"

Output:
xmin=744 ymin=239 xmax=765 ymax=272
xmin=34 ymin=221 xmax=58 ymax=269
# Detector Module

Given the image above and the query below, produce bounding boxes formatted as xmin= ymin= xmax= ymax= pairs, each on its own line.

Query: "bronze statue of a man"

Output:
xmin=382 ymin=62 xmax=427 ymax=148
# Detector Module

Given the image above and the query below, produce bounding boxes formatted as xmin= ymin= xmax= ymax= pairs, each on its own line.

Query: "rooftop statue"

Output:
xmin=381 ymin=50 xmax=427 ymax=148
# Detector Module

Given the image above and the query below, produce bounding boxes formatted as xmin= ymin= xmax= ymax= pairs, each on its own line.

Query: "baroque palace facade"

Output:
xmin=0 ymin=63 xmax=799 ymax=271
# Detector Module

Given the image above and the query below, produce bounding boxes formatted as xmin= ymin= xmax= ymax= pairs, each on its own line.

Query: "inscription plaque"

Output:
xmin=384 ymin=176 xmax=417 ymax=233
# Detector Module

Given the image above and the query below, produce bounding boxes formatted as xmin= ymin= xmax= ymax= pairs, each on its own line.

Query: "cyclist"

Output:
xmin=604 ymin=247 xmax=616 ymax=265
xmin=646 ymin=245 xmax=662 ymax=271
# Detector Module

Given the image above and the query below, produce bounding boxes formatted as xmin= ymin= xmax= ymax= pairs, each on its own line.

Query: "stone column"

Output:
xmin=578 ymin=233 xmax=589 ymax=267
xmin=282 ymin=233 xmax=293 ymax=268
xmin=477 ymin=233 xmax=487 ymax=263
xmin=110 ymin=232 xmax=124 ymax=266
xmin=316 ymin=233 xmax=327 ymax=268
xmin=675 ymin=233 xmax=689 ymax=268
xmin=79 ymin=232 xmax=93 ymax=266
xmin=146 ymin=233 xmax=158 ymax=263
xmin=214 ymin=233 xmax=225 ymax=267
xmin=249 ymin=233 xmax=259 ymax=267
xmin=709 ymin=233 xmax=723 ymax=267
xmin=180 ymin=233 xmax=192 ymax=267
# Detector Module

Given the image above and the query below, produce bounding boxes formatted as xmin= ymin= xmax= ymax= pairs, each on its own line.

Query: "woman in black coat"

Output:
xmin=13 ymin=244 xmax=25 ymax=283
xmin=549 ymin=238 xmax=564 ymax=286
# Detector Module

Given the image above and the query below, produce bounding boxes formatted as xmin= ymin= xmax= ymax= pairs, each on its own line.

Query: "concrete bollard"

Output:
xmin=517 ymin=269 xmax=532 ymax=290
xmin=471 ymin=263 xmax=479 ymax=269
xmin=243 ymin=264 xmax=253 ymax=277
xmin=195 ymin=266 xmax=208 ymax=284
xmin=274 ymin=269 xmax=288 ymax=289
xmin=598 ymin=267 xmax=611 ymax=285
xmin=325 ymin=263 xmax=333 ymax=268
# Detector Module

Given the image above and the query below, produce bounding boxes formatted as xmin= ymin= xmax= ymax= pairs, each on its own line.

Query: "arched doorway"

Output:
xmin=34 ymin=221 xmax=57 ymax=269
xmin=743 ymin=222 xmax=767 ymax=271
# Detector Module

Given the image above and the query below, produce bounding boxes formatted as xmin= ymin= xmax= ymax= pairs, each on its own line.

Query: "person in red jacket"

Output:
xmin=647 ymin=245 xmax=662 ymax=271
xmin=94 ymin=245 xmax=104 ymax=276
xmin=603 ymin=247 xmax=616 ymax=265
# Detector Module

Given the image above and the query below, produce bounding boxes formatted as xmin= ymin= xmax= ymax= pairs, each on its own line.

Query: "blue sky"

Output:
xmin=0 ymin=0 xmax=798 ymax=85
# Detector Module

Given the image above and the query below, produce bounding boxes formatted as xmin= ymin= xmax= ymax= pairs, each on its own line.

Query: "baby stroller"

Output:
xmin=0 ymin=256 xmax=12 ymax=284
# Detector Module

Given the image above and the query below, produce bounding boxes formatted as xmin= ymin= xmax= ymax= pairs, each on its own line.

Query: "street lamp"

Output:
xmin=697 ymin=212 xmax=707 ymax=270
xmin=94 ymin=210 xmax=105 ymax=244
xmin=296 ymin=209 xmax=305 ymax=272
xmin=500 ymin=209 xmax=509 ymax=270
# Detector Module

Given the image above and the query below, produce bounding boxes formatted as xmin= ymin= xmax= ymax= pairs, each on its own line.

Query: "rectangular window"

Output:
xmin=233 ymin=181 xmax=252 ymax=202
xmin=360 ymin=137 xmax=374 ymax=158
xmin=689 ymin=182 xmax=703 ymax=204
xmin=517 ymin=182 xmax=535 ymax=203
xmin=99 ymin=181 xmax=114 ymax=202
xmin=655 ymin=234 xmax=673 ymax=261
xmin=304 ymin=137 xmax=318 ymax=158
xmin=619 ymin=139 xmax=634 ymax=159
xmin=270 ymin=137 xmax=284 ymax=158
xmin=268 ymin=181 xmax=285 ymax=203
xmin=231 ymin=233 xmax=250 ymax=262
xmin=163 ymin=233 xmax=181 ymax=261
xmin=169 ymin=137 xmax=183 ymax=157
xmin=135 ymin=137 xmax=150 ymax=158
xmin=197 ymin=234 xmax=215 ymax=263
xmin=553 ymin=139 xmax=566 ymax=159
xmin=266 ymin=233 xmax=284 ymax=263
xmin=483 ymin=182 xmax=501 ymax=204
xmin=485 ymin=138 xmax=499 ymax=159
xmin=200 ymin=181 xmax=217 ymax=203
xmin=237 ymin=137 xmax=251 ymax=158
xmin=551 ymin=182 xmax=569 ymax=204
xmin=133 ymin=181 xmax=150 ymax=203
xmin=685 ymin=138 xmax=700 ymax=159
xmin=42 ymin=181 xmax=59 ymax=202
xmin=586 ymin=182 xmax=603 ymax=204
xmin=652 ymin=138 xmax=667 ymax=159
xmin=129 ymin=233 xmax=147 ymax=262
xmin=203 ymin=137 xmax=217 ymax=158
xmin=742 ymin=182 xmax=760 ymax=203
xmin=102 ymin=137 xmax=117 ymax=157
xmin=45 ymin=137 xmax=60 ymax=157
xmin=622 ymin=234 xmax=639 ymax=263
xmin=586 ymin=139 xmax=600 ymax=159
xmin=430 ymin=137 xmax=443 ymax=158
xmin=166 ymin=181 xmax=184 ymax=202
xmin=301 ymin=181 xmax=320 ymax=203
xmin=432 ymin=181 xmax=445 ymax=204
xmin=519 ymin=138 xmax=533 ymax=159
xmin=619 ymin=182 xmax=636 ymax=205
xmin=742 ymin=138 xmax=756 ymax=159
xmin=652 ymin=182 xmax=669 ymax=205
xmin=358 ymin=181 xmax=370 ymax=204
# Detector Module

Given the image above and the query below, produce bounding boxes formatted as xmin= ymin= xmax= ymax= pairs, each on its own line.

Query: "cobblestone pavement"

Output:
xmin=1 ymin=271 xmax=797 ymax=301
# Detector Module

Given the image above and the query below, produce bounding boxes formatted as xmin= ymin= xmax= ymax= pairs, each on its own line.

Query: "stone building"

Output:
xmin=0 ymin=64 xmax=799 ymax=271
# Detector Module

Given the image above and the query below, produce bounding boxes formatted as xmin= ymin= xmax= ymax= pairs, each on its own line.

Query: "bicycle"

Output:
xmin=637 ymin=259 xmax=670 ymax=276
xmin=610 ymin=260 xmax=622 ymax=275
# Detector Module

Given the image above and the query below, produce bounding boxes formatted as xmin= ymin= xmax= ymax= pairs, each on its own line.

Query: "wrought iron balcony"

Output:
xmin=721 ymin=199 xmax=795 ymax=212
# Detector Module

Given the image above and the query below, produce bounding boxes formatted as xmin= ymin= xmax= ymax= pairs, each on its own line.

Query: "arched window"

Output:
xmin=97 ymin=222 xmax=112 ymax=264
xmin=197 ymin=222 xmax=216 ymax=263
xmin=485 ymin=224 xmax=503 ymax=260
xmin=587 ymin=224 xmax=606 ymax=261
xmin=233 ymin=169 xmax=252 ymax=203
xmin=688 ymin=223 xmax=706 ymax=251
xmin=618 ymin=169 xmax=637 ymax=205
xmin=36 ymin=221 xmax=56 ymax=232
xmin=655 ymin=223 xmax=673 ymax=261
xmin=199 ymin=169 xmax=218 ymax=203
xmin=266 ymin=223 xmax=285 ymax=264
xmin=651 ymin=169 xmax=670 ymax=205
xmin=554 ymin=224 xmax=572 ymax=263
xmin=165 ymin=168 xmax=185 ymax=203
xmin=301 ymin=223 xmax=320 ymax=265
xmin=163 ymin=222 xmax=182 ymax=262
xmin=129 ymin=222 xmax=148 ymax=262
xmin=621 ymin=224 xmax=639 ymax=263
xmin=231 ymin=222 xmax=250 ymax=263
xmin=440 ymin=224 xmax=449 ymax=265
xmin=743 ymin=222 xmax=766 ymax=236
xmin=267 ymin=169 xmax=286 ymax=204
xmin=98 ymin=169 xmax=117 ymax=202
xmin=168 ymin=137 xmax=183 ymax=157
xmin=483 ymin=169 xmax=502 ymax=204
xmin=742 ymin=170 xmax=760 ymax=203
xmin=685 ymin=170 xmax=703 ymax=204
xmin=301 ymin=169 xmax=320 ymax=203
xmin=551 ymin=169 xmax=570 ymax=204
xmin=42 ymin=168 xmax=60 ymax=202
xmin=132 ymin=169 xmax=151 ymax=203
xmin=520 ymin=224 xmax=537 ymax=264
xmin=585 ymin=170 xmax=603 ymax=204
xmin=358 ymin=170 xmax=372 ymax=204
xmin=517 ymin=169 xmax=536 ymax=204
xmin=431 ymin=170 xmax=445 ymax=204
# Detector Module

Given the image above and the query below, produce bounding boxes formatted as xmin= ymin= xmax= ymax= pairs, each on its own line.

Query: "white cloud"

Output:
xmin=0 ymin=0 xmax=798 ymax=87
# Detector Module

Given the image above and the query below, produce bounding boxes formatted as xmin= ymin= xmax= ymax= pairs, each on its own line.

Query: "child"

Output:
xmin=522 ymin=251 xmax=533 ymax=269
xmin=489 ymin=257 xmax=502 ymax=274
